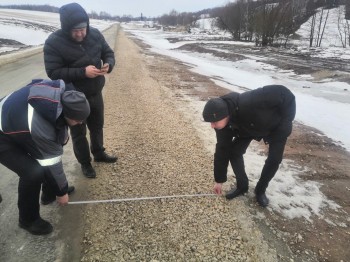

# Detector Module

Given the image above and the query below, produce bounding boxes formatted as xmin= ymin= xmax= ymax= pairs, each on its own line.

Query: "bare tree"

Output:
xmin=214 ymin=0 xmax=256 ymax=41
xmin=347 ymin=20 xmax=350 ymax=47
xmin=120 ymin=15 xmax=133 ymax=23
xmin=309 ymin=12 xmax=316 ymax=47
xmin=343 ymin=0 xmax=350 ymax=46
xmin=242 ymin=0 xmax=256 ymax=41
xmin=277 ymin=0 xmax=300 ymax=47
xmin=337 ymin=5 xmax=347 ymax=47
xmin=315 ymin=7 xmax=325 ymax=46
xmin=159 ymin=10 xmax=178 ymax=26
xmin=308 ymin=4 xmax=330 ymax=48
xmin=99 ymin=11 xmax=112 ymax=20
xmin=90 ymin=11 xmax=98 ymax=19
xmin=253 ymin=0 xmax=293 ymax=46
xmin=317 ymin=7 xmax=330 ymax=47
xmin=215 ymin=2 xmax=242 ymax=40
xmin=158 ymin=10 xmax=196 ymax=28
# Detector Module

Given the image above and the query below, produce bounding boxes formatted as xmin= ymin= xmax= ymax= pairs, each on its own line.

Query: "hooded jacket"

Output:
xmin=43 ymin=3 xmax=115 ymax=97
xmin=213 ymin=85 xmax=296 ymax=183
xmin=0 ymin=79 xmax=70 ymax=196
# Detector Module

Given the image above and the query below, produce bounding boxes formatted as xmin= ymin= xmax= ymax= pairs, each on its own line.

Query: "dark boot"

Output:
xmin=94 ymin=152 xmax=117 ymax=163
xmin=254 ymin=188 xmax=269 ymax=207
xmin=225 ymin=187 xmax=248 ymax=200
xmin=81 ymin=163 xmax=96 ymax=178
xmin=41 ymin=186 xmax=75 ymax=205
xmin=19 ymin=217 xmax=53 ymax=235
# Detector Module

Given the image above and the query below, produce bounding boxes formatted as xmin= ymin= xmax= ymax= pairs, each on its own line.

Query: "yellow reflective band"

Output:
xmin=36 ymin=155 xmax=62 ymax=167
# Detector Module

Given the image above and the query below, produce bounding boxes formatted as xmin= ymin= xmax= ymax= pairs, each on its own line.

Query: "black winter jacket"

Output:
xmin=213 ymin=85 xmax=296 ymax=182
xmin=43 ymin=3 xmax=115 ymax=97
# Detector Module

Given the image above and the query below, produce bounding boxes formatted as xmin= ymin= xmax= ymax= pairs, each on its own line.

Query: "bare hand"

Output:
xmin=100 ymin=63 xmax=109 ymax=73
xmin=85 ymin=65 xmax=106 ymax=78
xmin=56 ymin=194 xmax=69 ymax=206
xmin=213 ymin=183 xmax=223 ymax=195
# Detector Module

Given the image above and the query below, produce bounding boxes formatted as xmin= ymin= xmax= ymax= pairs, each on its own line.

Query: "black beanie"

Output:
xmin=202 ymin=98 xmax=229 ymax=122
xmin=61 ymin=91 xmax=90 ymax=120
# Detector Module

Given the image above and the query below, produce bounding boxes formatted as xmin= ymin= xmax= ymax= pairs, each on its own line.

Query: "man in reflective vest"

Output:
xmin=0 ymin=79 xmax=90 ymax=235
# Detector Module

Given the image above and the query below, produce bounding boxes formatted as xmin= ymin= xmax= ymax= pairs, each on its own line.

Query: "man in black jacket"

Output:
xmin=202 ymin=85 xmax=296 ymax=207
xmin=44 ymin=3 xmax=117 ymax=179
xmin=0 ymin=79 xmax=90 ymax=235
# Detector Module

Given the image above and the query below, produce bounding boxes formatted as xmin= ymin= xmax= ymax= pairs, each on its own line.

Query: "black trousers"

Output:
xmin=229 ymin=137 xmax=287 ymax=194
xmin=70 ymin=92 xmax=105 ymax=164
xmin=0 ymin=134 xmax=44 ymax=223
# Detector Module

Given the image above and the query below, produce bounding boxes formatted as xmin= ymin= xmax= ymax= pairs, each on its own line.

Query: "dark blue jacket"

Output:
xmin=0 ymin=79 xmax=69 ymax=196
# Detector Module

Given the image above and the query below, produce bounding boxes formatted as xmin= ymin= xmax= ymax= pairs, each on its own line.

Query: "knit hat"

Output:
xmin=72 ymin=22 xmax=88 ymax=29
xmin=202 ymin=98 xmax=229 ymax=122
xmin=61 ymin=91 xmax=90 ymax=120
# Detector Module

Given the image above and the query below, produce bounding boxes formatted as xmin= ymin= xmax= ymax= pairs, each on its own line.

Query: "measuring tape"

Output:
xmin=68 ymin=193 xmax=216 ymax=205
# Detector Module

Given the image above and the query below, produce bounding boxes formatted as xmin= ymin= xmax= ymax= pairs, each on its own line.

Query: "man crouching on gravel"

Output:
xmin=0 ymin=79 xmax=90 ymax=235
xmin=202 ymin=85 xmax=296 ymax=207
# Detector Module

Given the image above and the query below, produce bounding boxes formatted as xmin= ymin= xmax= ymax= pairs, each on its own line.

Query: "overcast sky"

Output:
xmin=0 ymin=0 xmax=233 ymax=17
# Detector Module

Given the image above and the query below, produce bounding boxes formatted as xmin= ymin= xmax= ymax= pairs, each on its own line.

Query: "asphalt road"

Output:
xmin=0 ymin=24 xmax=118 ymax=262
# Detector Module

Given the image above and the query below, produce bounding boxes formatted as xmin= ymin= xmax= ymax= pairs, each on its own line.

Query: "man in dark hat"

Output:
xmin=44 ymin=2 xmax=117 ymax=179
xmin=203 ymin=85 xmax=296 ymax=207
xmin=0 ymin=79 xmax=90 ymax=235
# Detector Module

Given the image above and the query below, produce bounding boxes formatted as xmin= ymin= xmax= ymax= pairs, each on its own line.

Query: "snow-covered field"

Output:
xmin=0 ymin=9 xmax=113 ymax=53
xmin=292 ymin=5 xmax=349 ymax=48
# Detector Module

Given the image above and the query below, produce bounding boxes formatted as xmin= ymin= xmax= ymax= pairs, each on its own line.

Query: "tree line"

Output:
xmin=213 ymin=0 xmax=349 ymax=47
xmin=1 ymin=2 xmax=349 ymax=47
xmin=158 ymin=0 xmax=349 ymax=48
xmin=0 ymin=4 xmax=59 ymax=13
xmin=0 ymin=4 xmax=150 ymax=22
